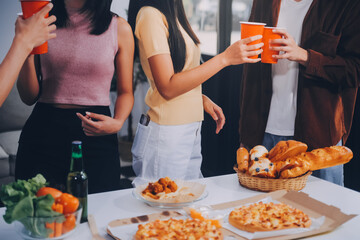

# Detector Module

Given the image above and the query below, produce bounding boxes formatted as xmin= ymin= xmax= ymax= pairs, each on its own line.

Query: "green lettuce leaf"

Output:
xmin=0 ymin=174 xmax=63 ymax=238
xmin=3 ymin=196 xmax=34 ymax=224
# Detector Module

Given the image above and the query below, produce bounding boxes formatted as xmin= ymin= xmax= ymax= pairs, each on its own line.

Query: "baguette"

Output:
xmin=290 ymin=146 xmax=353 ymax=171
xmin=268 ymin=140 xmax=308 ymax=162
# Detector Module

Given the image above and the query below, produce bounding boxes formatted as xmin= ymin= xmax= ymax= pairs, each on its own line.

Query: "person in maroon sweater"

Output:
xmin=239 ymin=0 xmax=360 ymax=185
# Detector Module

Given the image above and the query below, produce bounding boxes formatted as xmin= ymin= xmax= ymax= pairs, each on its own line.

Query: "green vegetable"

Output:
xmin=0 ymin=174 xmax=46 ymax=208
xmin=0 ymin=174 xmax=64 ymax=238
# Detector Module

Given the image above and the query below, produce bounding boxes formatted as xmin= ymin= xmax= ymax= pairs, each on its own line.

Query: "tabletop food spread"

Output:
xmin=0 ymin=140 xmax=359 ymax=240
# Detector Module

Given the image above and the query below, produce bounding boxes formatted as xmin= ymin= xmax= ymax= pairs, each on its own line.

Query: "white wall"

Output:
xmin=111 ymin=0 xmax=130 ymax=19
xmin=0 ymin=0 xmax=21 ymax=62
xmin=0 ymin=0 xmax=130 ymax=62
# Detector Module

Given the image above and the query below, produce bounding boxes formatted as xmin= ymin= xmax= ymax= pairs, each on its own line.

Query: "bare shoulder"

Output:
xmin=116 ymin=16 xmax=133 ymax=37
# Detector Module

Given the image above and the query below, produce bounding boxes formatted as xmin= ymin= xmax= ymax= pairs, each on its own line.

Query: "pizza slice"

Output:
xmin=229 ymin=202 xmax=311 ymax=232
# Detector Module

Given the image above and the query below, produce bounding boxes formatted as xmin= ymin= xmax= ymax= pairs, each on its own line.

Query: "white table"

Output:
xmin=1 ymin=174 xmax=360 ymax=240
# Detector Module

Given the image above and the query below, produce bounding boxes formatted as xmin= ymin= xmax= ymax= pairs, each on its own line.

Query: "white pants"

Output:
xmin=131 ymin=121 xmax=203 ymax=187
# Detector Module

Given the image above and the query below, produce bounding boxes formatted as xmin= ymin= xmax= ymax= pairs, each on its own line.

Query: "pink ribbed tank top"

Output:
xmin=39 ymin=9 xmax=118 ymax=106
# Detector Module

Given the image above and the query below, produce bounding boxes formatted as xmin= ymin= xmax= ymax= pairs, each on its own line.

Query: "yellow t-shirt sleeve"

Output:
xmin=135 ymin=7 xmax=170 ymax=59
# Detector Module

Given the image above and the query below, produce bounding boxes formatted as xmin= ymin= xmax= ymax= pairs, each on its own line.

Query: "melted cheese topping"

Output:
xmin=229 ymin=202 xmax=311 ymax=230
xmin=135 ymin=218 xmax=222 ymax=239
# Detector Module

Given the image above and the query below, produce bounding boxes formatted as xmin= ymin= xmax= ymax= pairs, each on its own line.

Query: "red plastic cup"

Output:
xmin=240 ymin=21 xmax=266 ymax=59
xmin=261 ymin=27 xmax=283 ymax=64
xmin=20 ymin=0 xmax=51 ymax=55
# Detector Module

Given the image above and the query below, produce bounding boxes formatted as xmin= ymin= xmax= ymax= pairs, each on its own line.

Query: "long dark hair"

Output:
xmin=128 ymin=0 xmax=200 ymax=73
xmin=51 ymin=0 xmax=113 ymax=35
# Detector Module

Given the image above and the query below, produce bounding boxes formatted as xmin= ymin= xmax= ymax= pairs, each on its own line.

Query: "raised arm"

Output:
xmin=135 ymin=6 xmax=263 ymax=101
xmin=0 ymin=3 xmax=56 ymax=106
xmin=149 ymin=36 xmax=262 ymax=100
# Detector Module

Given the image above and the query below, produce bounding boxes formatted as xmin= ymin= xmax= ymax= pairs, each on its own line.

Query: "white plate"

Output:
xmin=132 ymin=189 xmax=209 ymax=209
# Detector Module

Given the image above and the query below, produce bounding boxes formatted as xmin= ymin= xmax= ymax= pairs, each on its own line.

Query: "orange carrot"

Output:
xmin=45 ymin=222 xmax=55 ymax=238
xmin=53 ymin=204 xmax=64 ymax=237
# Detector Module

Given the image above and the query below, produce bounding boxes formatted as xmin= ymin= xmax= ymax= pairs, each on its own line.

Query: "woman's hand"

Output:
xmin=15 ymin=3 xmax=57 ymax=52
xmin=203 ymin=95 xmax=225 ymax=134
xmin=222 ymin=35 xmax=263 ymax=66
xmin=76 ymin=112 xmax=124 ymax=136
xmin=270 ymin=29 xmax=308 ymax=65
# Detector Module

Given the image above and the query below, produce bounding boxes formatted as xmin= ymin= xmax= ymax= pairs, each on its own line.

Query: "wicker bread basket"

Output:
xmin=234 ymin=166 xmax=312 ymax=192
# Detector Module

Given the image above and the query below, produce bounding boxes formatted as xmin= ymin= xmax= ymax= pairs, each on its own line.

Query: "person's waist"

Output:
xmin=38 ymin=96 xmax=110 ymax=108
xmin=47 ymin=103 xmax=91 ymax=109
xmin=147 ymin=106 xmax=204 ymax=125
xmin=35 ymin=102 xmax=110 ymax=114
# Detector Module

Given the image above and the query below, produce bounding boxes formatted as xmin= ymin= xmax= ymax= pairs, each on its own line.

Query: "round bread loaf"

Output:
xmin=268 ymin=140 xmax=308 ymax=162
xmin=248 ymin=157 xmax=276 ymax=178
xmin=249 ymin=145 xmax=268 ymax=161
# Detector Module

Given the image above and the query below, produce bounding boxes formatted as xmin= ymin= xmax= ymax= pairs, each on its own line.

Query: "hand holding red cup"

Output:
xmin=261 ymin=27 xmax=284 ymax=64
xmin=20 ymin=0 xmax=53 ymax=54
xmin=240 ymin=21 xmax=266 ymax=59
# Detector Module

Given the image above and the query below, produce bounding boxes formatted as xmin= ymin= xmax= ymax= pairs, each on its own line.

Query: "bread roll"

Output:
xmin=268 ymin=140 xmax=308 ymax=162
xmin=288 ymin=146 xmax=353 ymax=171
xmin=249 ymin=145 xmax=268 ymax=161
xmin=237 ymin=147 xmax=250 ymax=173
xmin=248 ymin=157 xmax=276 ymax=178
xmin=275 ymin=158 xmax=311 ymax=179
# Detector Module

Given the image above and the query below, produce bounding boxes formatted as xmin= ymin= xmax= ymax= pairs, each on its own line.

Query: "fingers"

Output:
xmin=246 ymin=49 xmax=262 ymax=57
xmin=272 ymin=28 xmax=289 ymax=38
xmin=214 ymin=108 xmax=225 ymax=134
xmin=209 ymin=110 xmax=218 ymax=121
xmin=48 ymin=24 xmax=57 ymax=32
xmin=245 ymin=58 xmax=262 ymax=63
xmin=85 ymin=112 xmax=107 ymax=121
xmin=76 ymin=113 xmax=101 ymax=136
xmin=46 ymin=15 xmax=57 ymax=25
xmin=270 ymin=46 xmax=289 ymax=52
xmin=76 ymin=112 xmax=88 ymax=122
xmin=269 ymin=38 xmax=286 ymax=45
xmin=242 ymin=35 xmax=262 ymax=45
xmin=83 ymin=129 xmax=96 ymax=136
xmin=245 ymin=42 xmax=264 ymax=51
xmin=48 ymin=32 xmax=57 ymax=40
xmin=82 ymin=121 xmax=98 ymax=132
xmin=76 ymin=113 xmax=98 ymax=129
xmin=37 ymin=3 xmax=53 ymax=18
xmin=273 ymin=53 xmax=289 ymax=59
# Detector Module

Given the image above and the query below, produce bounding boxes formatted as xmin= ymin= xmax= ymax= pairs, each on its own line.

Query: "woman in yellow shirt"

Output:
xmin=128 ymin=0 xmax=263 ymax=186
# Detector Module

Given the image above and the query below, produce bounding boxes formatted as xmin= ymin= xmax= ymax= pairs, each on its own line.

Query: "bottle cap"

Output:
xmin=72 ymin=141 xmax=82 ymax=145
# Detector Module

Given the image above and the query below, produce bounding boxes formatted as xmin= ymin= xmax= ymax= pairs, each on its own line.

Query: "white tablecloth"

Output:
xmin=1 ymin=174 xmax=360 ymax=240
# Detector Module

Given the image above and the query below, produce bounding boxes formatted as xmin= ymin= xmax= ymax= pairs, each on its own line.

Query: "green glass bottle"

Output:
xmin=67 ymin=141 xmax=88 ymax=223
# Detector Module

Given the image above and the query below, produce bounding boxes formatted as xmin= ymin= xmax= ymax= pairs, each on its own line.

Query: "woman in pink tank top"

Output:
xmin=15 ymin=0 xmax=134 ymax=194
